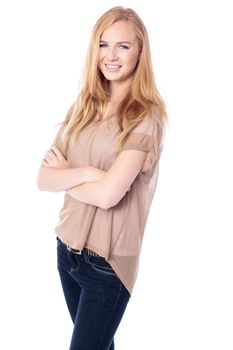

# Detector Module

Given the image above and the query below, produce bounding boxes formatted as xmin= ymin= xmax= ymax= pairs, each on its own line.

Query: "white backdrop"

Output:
xmin=0 ymin=0 xmax=232 ymax=349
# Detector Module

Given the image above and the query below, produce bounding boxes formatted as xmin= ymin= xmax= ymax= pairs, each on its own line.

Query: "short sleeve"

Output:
xmin=119 ymin=116 xmax=164 ymax=173
xmin=51 ymin=123 xmax=67 ymax=157
xmin=142 ymin=120 xmax=165 ymax=173
xmin=120 ymin=117 xmax=154 ymax=153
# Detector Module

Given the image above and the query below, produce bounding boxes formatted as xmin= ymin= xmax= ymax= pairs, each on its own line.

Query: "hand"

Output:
xmin=42 ymin=145 xmax=69 ymax=169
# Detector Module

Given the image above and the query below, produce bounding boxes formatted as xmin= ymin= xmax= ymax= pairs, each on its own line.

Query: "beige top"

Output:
xmin=53 ymin=108 xmax=165 ymax=294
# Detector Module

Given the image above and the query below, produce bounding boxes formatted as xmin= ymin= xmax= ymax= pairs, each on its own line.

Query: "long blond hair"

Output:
xmin=61 ymin=6 xmax=168 ymax=153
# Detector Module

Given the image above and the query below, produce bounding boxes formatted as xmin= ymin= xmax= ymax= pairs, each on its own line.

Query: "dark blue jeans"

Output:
xmin=56 ymin=237 xmax=131 ymax=350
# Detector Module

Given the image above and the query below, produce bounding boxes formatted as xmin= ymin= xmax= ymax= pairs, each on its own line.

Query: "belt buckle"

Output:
xmin=75 ymin=249 xmax=82 ymax=255
xmin=67 ymin=245 xmax=82 ymax=255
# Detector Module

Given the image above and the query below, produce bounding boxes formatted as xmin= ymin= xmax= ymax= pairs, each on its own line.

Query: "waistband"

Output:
xmin=57 ymin=236 xmax=100 ymax=257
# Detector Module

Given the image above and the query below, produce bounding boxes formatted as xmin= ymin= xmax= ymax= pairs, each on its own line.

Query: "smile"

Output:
xmin=105 ymin=64 xmax=121 ymax=71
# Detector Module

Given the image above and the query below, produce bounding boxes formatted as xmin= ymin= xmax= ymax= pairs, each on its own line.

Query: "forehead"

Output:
xmin=100 ymin=21 xmax=137 ymax=43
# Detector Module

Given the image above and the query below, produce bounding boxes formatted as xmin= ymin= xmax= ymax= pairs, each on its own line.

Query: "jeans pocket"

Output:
xmin=88 ymin=258 xmax=116 ymax=277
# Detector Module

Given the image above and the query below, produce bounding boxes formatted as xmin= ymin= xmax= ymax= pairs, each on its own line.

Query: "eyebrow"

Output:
xmin=100 ymin=40 xmax=133 ymax=45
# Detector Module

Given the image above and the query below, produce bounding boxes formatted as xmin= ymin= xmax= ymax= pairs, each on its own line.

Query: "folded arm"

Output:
xmin=66 ymin=149 xmax=147 ymax=210
xmin=37 ymin=144 xmax=147 ymax=209
xmin=37 ymin=145 xmax=106 ymax=192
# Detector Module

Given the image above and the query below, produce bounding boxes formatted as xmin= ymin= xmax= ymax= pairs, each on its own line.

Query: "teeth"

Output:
xmin=106 ymin=64 xmax=121 ymax=69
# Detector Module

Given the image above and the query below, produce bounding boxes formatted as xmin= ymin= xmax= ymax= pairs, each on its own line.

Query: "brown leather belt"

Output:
xmin=57 ymin=237 xmax=100 ymax=257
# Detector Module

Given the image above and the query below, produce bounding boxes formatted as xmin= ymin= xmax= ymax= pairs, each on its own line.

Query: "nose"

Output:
xmin=106 ymin=46 xmax=118 ymax=61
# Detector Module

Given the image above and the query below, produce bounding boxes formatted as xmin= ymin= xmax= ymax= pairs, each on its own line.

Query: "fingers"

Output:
xmin=50 ymin=145 xmax=65 ymax=160
xmin=42 ymin=145 xmax=68 ymax=169
xmin=44 ymin=150 xmax=56 ymax=162
xmin=42 ymin=159 xmax=49 ymax=167
xmin=44 ymin=145 xmax=65 ymax=161
xmin=44 ymin=145 xmax=62 ymax=160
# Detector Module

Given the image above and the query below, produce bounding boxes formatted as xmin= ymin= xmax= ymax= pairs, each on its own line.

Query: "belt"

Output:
xmin=57 ymin=237 xmax=100 ymax=257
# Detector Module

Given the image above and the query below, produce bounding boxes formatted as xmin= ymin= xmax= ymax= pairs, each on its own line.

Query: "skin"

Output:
xmin=99 ymin=20 xmax=140 ymax=103
xmin=41 ymin=146 xmax=107 ymax=188
xmin=42 ymin=146 xmax=69 ymax=169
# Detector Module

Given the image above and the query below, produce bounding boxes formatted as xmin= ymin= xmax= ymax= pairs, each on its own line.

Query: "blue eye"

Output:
xmin=120 ymin=45 xmax=129 ymax=49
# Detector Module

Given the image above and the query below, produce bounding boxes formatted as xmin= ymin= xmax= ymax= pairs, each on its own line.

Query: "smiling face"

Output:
xmin=98 ymin=21 xmax=140 ymax=91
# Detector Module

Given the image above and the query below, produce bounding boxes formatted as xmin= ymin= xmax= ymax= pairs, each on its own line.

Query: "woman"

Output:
xmin=37 ymin=6 xmax=167 ymax=350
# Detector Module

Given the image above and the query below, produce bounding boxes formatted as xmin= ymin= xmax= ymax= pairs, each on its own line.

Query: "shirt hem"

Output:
xmin=55 ymin=231 xmax=109 ymax=260
xmin=106 ymin=259 xmax=133 ymax=295
xmin=55 ymin=231 xmax=133 ymax=295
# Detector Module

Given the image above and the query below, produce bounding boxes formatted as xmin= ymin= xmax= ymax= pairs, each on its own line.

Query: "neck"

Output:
xmin=109 ymin=79 xmax=132 ymax=103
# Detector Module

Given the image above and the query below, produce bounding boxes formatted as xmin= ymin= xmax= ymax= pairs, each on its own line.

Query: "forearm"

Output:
xmin=37 ymin=166 xmax=89 ymax=192
xmin=66 ymin=170 xmax=132 ymax=209
xmin=66 ymin=181 xmax=108 ymax=210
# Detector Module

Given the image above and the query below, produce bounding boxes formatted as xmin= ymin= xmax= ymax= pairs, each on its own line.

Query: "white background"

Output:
xmin=0 ymin=0 xmax=232 ymax=349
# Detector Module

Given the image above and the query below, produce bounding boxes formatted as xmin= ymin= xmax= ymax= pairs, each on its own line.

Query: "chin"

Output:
xmin=101 ymin=73 xmax=120 ymax=81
